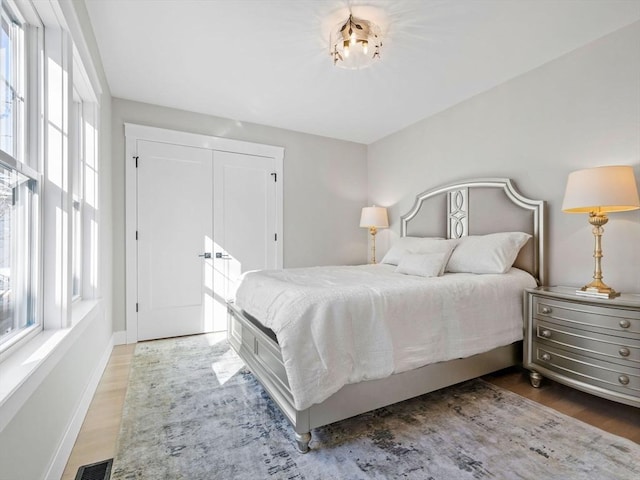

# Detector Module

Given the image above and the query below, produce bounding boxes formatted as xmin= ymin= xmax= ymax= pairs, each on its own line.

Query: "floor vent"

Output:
xmin=75 ymin=459 xmax=113 ymax=480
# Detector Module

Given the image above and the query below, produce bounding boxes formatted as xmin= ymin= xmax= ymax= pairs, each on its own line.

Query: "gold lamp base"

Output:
xmin=575 ymin=283 xmax=620 ymax=299
xmin=575 ymin=212 xmax=621 ymax=299
xmin=368 ymin=226 xmax=378 ymax=264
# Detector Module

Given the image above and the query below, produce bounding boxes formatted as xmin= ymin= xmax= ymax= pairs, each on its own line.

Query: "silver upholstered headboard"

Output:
xmin=400 ymin=178 xmax=546 ymax=285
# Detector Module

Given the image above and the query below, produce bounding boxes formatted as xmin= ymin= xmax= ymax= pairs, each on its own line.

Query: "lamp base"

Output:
xmin=575 ymin=283 xmax=620 ymax=299
xmin=368 ymin=227 xmax=378 ymax=264
xmin=575 ymin=213 xmax=620 ymax=299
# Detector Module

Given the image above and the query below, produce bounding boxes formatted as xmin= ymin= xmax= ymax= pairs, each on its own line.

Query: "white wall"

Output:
xmin=0 ymin=304 xmax=112 ymax=480
xmin=111 ymin=98 xmax=368 ymax=332
xmin=0 ymin=1 xmax=113 ymax=479
xmin=368 ymin=21 xmax=640 ymax=293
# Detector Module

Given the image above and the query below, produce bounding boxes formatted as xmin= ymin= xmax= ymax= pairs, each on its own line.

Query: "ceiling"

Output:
xmin=85 ymin=0 xmax=640 ymax=144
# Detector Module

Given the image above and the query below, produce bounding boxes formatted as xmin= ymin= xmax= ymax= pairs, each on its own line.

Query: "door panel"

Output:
xmin=213 ymin=151 xmax=277 ymax=305
xmin=137 ymin=140 xmax=213 ymax=340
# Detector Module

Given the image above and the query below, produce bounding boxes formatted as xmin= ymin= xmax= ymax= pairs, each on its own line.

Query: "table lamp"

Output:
xmin=360 ymin=206 xmax=388 ymax=264
xmin=562 ymin=165 xmax=640 ymax=298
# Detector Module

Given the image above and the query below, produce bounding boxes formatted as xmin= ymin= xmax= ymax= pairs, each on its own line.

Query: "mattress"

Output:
xmin=234 ymin=264 xmax=537 ymax=410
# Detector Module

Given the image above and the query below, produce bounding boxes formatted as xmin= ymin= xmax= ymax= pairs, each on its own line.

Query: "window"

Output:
xmin=71 ymin=76 xmax=99 ymax=302
xmin=0 ymin=0 xmax=101 ymax=358
xmin=0 ymin=3 xmax=24 ymax=162
xmin=0 ymin=0 xmax=38 ymax=353
xmin=0 ymin=163 xmax=36 ymax=346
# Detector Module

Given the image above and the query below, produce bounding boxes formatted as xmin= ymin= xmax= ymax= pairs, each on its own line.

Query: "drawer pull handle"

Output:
xmin=618 ymin=375 xmax=630 ymax=386
xmin=540 ymin=329 xmax=552 ymax=338
xmin=618 ymin=347 xmax=630 ymax=357
xmin=619 ymin=319 xmax=631 ymax=329
xmin=541 ymin=307 xmax=552 ymax=314
xmin=541 ymin=353 xmax=551 ymax=361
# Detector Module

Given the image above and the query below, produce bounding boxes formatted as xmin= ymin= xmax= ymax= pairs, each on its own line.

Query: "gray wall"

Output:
xmin=111 ymin=98 xmax=368 ymax=332
xmin=368 ymin=21 xmax=640 ymax=293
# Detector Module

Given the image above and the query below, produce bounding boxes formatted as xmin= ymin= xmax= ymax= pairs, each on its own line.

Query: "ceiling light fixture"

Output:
xmin=330 ymin=14 xmax=382 ymax=69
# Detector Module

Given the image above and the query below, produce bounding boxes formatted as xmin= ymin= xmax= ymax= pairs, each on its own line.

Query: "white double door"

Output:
xmin=135 ymin=140 xmax=279 ymax=341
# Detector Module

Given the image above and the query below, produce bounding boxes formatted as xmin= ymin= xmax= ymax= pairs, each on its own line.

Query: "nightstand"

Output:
xmin=524 ymin=286 xmax=640 ymax=408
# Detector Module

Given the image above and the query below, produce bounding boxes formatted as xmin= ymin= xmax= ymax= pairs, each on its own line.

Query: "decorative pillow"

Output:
xmin=395 ymin=252 xmax=452 ymax=277
xmin=445 ymin=232 xmax=532 ymax=274
xmin=381 ymin=237 xmax=452 ymax=266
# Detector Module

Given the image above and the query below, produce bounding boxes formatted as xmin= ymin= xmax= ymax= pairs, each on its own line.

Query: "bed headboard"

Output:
xmin=400 ymin=178 xmax=546 ymax=285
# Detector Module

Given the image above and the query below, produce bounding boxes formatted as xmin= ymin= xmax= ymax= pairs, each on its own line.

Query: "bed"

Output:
xmin=227 ymin=178 xmax=546 ymax=453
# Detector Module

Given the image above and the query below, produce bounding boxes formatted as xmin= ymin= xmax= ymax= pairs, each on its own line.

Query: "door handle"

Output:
xmin=215 ymin=252 xmax=231 ymax=259
xmin=198 ymin=252 xmax=212 ymax=259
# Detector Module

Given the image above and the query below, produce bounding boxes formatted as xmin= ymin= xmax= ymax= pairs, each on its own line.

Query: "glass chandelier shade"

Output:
xmin=330 ymin=14 xmax=382 ymax=69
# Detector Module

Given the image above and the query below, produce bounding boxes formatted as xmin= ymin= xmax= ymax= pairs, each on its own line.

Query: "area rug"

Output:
xmin=111 ymin=334 xmax=639 ymax=480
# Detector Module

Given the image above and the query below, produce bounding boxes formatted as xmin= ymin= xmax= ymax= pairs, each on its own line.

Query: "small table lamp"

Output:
xmin=562 ymin=165 xmax=640 ymax=298
xmin=360 ymin=206 xmax=389 ymax=264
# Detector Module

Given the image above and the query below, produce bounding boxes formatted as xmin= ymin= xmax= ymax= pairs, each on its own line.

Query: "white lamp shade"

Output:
xmin=562 ymin=165 xmax=640 ymax=213
xmin=360 ymin=206 xmax=389 ymax=228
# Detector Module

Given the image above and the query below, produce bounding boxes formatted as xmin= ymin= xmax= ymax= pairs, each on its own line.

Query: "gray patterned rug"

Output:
xmin=111 ymin=333 xmax=639 ymax=480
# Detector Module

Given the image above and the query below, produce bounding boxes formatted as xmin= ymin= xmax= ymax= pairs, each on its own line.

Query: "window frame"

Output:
xmin=71 ymin=51 xmax=99 ymax=305
xmin=0 ymin=0 xmax=41 ymax=359
xmin=0 ymin=150 xmax=40 ymax=358
xmin=71 ymin=93 xmax=83 ymax=301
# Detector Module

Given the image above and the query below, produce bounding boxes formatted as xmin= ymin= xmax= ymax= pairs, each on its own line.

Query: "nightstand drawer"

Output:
xmin=533 ymin=297 xmax=640 ymax=336
xmin=534 ymin=322 xmax=640 ymax=365
xmin=534 ymin=344 xmax=639 ymax=396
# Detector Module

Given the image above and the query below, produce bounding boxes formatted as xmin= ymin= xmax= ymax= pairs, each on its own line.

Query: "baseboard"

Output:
xmin=45 ymin=333 xmax=116 ymax=480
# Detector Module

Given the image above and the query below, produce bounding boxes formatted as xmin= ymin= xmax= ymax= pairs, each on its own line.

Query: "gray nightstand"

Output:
xmin=524 ymin=286 xmax=640 ymax=408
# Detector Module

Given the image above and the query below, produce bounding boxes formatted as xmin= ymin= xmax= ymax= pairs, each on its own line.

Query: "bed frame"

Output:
xmin=227 ymin=178 xmax=546 ymax=453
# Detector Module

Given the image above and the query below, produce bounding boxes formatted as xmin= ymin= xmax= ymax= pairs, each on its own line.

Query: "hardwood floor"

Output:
xmin=484 ymin=366 xmax=640 ymax=444
xmin=61 ymin=344 xmax=135 ymax=480
xmin=61 ymin=345 xmax=639 ymax=479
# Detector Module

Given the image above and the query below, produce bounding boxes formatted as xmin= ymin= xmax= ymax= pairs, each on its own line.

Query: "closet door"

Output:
xmin=136 ymin=140 xmax=214 ymax=341
xmin=213 ymin=150 xmax=278 ymax=310
xmin=125 ymin=124 xmax=283 ymax=343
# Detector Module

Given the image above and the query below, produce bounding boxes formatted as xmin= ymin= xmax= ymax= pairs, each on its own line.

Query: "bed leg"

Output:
xmin=294 ymin=431 xmax=311 ymax=453
xmin=529 ymin=371 xmax=542 ymax=388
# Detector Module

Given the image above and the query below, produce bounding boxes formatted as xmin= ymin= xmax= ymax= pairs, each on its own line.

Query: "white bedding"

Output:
xmin=234 ymin=264 xmax=537 ymax=410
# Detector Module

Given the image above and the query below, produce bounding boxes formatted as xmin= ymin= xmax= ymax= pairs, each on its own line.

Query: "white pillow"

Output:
xmin=381 ymin=237 xmax=452 ymax=265
xmin=395 ymin=252 xmax=452 ymax=277
xmin=445 ymin=232 xmax=532 ymax=274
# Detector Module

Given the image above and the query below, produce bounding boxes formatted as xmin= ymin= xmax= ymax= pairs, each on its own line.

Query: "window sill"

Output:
xmin=0 ymin=299 xmax=101 ymax=432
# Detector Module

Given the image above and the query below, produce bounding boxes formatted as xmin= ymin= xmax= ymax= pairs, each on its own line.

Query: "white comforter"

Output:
xmin=234 ymin=264 xmax=537 ymax=410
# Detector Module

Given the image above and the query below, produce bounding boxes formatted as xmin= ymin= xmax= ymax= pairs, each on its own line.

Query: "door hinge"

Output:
xmin=270 ymin=172 xmax=277 ymax=182
xmin=134 ymin=155 xmax=139 ymax=168
xmin=274 ymin=233 xmax=277 ymax=241
xmin=136 ymin=231 xmax=138 ymax=240
xmin=136 ymin=303 xmax=139 ymax=312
